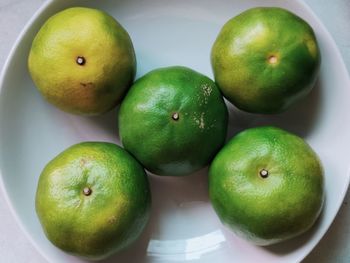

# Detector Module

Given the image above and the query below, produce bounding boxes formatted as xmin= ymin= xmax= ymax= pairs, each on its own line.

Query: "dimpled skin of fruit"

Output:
xmin=35 ymin=142 xmax=151 ymax=260
xmin=28 ymin=7 xmax=136 ymax=115
xmin=209 ymin=126 xmax=324 ymax=245
xmin=211 ymin=7 xmax=321 ymax=114
xmin=119 ymin=66 xmax=228 ymax=176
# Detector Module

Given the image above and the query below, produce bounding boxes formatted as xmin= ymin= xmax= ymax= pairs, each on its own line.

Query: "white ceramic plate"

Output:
xmin=1 ymin=0 xmax=350 ymax=262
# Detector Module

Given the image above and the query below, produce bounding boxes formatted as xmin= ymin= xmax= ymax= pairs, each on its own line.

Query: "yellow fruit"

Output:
xmin=28 ymin=7 xmax=136 ymax=115
xmin=35 ymin=142 xmax=151 ymax=260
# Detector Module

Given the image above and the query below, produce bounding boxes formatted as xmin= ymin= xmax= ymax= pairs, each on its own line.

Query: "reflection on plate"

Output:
xmin=0 ymin=0 xmax=350 ymax=262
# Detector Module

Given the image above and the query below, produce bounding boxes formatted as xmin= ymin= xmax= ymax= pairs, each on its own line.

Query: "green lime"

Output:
xmin=28 ymin=7 xmax=136 ymax=115
xmin=209 ymin=126 xmax=324 ymax=245
xmin=211 ymin=7 xmax=321 ymax=113
xmin=35 ymin=142 xmax=151 ymax=260
xmin=119 ymin=66 xmax=228 ymax=176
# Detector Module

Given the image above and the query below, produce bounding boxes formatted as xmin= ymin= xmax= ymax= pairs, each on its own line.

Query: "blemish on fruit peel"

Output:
xmin=79 ymin=159 xmax=87 ymax=167
xmin=200 ymin=113 xmax=205 ymax=129
xmin=200 ymin=84 xmax=212 ymax=106
xmin=202 ymin=84 xmax=212 ymax=97
xmin=108 ymin=216 xmax=117 ymax=224
xmin=194 ymin=112 xmax=205 ymax=129
xmin=80 ymin=82 xmax=94 ymax=88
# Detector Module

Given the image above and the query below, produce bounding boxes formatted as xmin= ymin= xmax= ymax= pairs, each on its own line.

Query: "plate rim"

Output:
xmin=0 ymin=0 xmax=349 ymax=262
xmin=0 ymin=2 xmax=56 ymax=262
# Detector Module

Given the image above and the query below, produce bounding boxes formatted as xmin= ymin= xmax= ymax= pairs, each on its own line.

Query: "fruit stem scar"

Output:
xmin=260 ymin=169 xmax=269 ymax=178
xmin=76 ymin=56 xmax=86 ymax=66
xmin=83 ymin=187 xmax=92 ymax=196
xmin=172 ymin=112 xmax=179 ymax=121
xmin=268 ymin=55 xmax=278 ymax=64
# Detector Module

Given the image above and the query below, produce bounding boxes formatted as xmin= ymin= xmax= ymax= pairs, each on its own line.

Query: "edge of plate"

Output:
xmin=0 ymin=1 xmax=57 ymax=262
xmin=291 ymin=2 xmax=350 ymax=262
xmin=0 ymin=0 xmax=349 ymax=262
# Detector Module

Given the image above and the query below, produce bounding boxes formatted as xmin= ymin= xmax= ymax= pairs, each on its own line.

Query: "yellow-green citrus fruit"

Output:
xmin=211 ymin=7 xmax=321 ymax=114
xmin=35 ymin=142 xmax=151 ymax=260
xmin=209 ymin=126 xmax=324 ymax=245
xmin=28 ymin=7 xmax=136 ymax=115
xmin=119 ymin=66 xmax=228 ymax=176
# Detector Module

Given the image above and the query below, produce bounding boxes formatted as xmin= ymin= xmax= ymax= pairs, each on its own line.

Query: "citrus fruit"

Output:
xmin=209 ymin=126 xmax=324 ymax=245
xmin=119 ymin=66 xmax=228 ymax=176
xmin=35 ymin=142 xmax=151 ymax=260
xmin=211 ymin=7 xmax=321 ymax=113
xmin=28 ymin=7 xmax=136 ymax=115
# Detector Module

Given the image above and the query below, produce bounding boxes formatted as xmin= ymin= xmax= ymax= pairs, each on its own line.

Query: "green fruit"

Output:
xmin=211 ymin=7 xmax=321 ymax=113
xmin=209 ymin=126 xmax=324 ymax=245
xmin=119 ymin=66 xmax=228 ymax=176
xmin=35 ymin=142 xmax=151 ymax=260
xmin=28 ymin=7 xmax=136 ymax=115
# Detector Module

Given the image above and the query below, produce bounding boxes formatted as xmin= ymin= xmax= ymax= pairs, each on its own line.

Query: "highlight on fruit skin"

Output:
xmin=118 ymin=66 xmax=228 ymax=176
xmin=28 ymin=7 xmax=136 ymax=115
xmin=211 ymin=7 xmax=321 ymax=114
xmin=209 ymin=126 xmax=324 ymax=245
xmin=35 ymin=142 xmax=151 ymax=260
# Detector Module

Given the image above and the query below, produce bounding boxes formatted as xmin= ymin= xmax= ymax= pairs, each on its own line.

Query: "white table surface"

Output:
xmin=0 ymin=0 xmax=349 ymax=262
